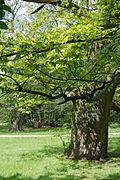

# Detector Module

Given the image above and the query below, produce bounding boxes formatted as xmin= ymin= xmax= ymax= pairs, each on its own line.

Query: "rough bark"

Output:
xmin=66 ymin=85 xmax=117 ymax=160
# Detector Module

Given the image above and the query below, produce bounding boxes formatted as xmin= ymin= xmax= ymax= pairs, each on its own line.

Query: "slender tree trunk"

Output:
xmin=67 ymin=88 xmax=116 ymax=160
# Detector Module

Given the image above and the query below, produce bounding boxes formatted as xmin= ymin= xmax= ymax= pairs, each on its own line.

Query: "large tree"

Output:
xmin=0 ymin=0 xmax=120 ymax=160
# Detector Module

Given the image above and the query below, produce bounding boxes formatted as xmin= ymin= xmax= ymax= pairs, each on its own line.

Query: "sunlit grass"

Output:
xmin=0 ymin=135 xmax=120 ymax=180
xmin=108 ymin=123 xmax=120 ymax=133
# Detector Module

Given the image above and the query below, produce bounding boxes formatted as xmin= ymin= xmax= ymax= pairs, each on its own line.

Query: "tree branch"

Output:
xmin=0 ymin=73 xmax=21 ymax=88
xmin=22 ymin=0 xmax=82 ymax=15
xmin=18 ymin=88 xmax=63 ymax=100
xmin=31 ymin=4 xmax=45 ymax=14
xmin=1 ymin=31 xmax=116 ymax=60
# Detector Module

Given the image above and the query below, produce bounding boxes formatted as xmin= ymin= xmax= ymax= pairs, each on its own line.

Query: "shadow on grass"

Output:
xmin=109 ymin=124 xmax=120 ymax=129
xmin=20 ymin=138 xmax=120 ymax=161
xmin=102 ymin=173 xmax=120 ymax=180
xmin=21 ymin=139 xmax=119 ymax=161
xmin=21 ymin=145 xmax=63 ymax=161
xmin=108 ymin=152 xmax=120 ymax=158
xmin=1 ymin=144 xmax=120 ymax=180
xmin=0 ymin=173 xmax=86 ymax=180
xmin=0 ymin=172 xmax=120 ymax=180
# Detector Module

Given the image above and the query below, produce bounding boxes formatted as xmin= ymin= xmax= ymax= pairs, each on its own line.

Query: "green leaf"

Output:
xmin=0 ymin=10 xmax=5 ymax=19
xmin=1 ymin=5 xmax=12 ymax=13
xmin=0 ymin=41 xmax=5 ymax=45
xmin=0 ymin=21 xmax=8 ymax=29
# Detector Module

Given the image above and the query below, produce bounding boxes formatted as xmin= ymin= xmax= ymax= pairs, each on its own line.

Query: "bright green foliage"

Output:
xmin=0 ymin=0 xmax=120 ymax=104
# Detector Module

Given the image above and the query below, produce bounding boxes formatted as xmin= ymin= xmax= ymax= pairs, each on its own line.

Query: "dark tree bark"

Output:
xmin=66 ymin=84 xmax=118 ymax=160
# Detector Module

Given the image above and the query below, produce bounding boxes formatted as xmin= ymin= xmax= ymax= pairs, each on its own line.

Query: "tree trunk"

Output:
xmin=18 ymin=113 xmax=24 ymax=131
xmin=67 ymin=88 xmax=116 ymax=160
xmin=9 ymin=109 xmax=23 ymax=131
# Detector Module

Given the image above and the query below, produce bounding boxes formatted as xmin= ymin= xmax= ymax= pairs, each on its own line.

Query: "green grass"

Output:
xmin=0 ymin=135 xmax=120 ymax=180
xmin=0 ymin=125 xmax=51 ymax=135
xmin=0 ymin=123 xmax=119 ymax=135
xmin=0 ymin=125 xmax=71 ymax=135
xmin=108 ymin=123 xmax=120 ymax=133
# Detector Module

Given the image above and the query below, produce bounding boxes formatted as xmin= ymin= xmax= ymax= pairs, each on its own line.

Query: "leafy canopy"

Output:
xmin=0 ymin=0 xmax=120 ymax=104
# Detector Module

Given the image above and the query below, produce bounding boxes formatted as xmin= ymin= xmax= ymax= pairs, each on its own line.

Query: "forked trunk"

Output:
xmin=67 ymin=89 xmax=116 ymax=160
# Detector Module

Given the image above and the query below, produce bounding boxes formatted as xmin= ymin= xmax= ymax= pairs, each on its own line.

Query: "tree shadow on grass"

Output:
xmin=42 ymin=145 xmax=63 ymax=156
xmin=108 ymin=152 xmax=120 ymax=158
xmin=0 ymin=172 xmax=120 ymax=180
xmin=0 ymin=173 xmax=86 ymax=180
xmin=21 ymin=145 xmax=63 ymax=161
xmin=0 ymin=173 xmax=53 ymax=180
xmin=20 ymin=142 xmax=120 ymax=162
xmin=18 ymin=143 xmax=120 ymax=180
xmin=109 ymin=124 xmax=120 ymax=129
xmin=101 ymin=173 xmax=120 ymax=180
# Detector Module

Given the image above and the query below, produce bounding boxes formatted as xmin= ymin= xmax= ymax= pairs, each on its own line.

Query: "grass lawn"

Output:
xmin=0 ymin=125 xmax=71 ymax=135
xmin=0 ymin=123 xmax=120 ymax=135
xmin=0 ymin=134 xmax=120 ymax=180
xmin=108 ymin=123 xmax=120 ymax=133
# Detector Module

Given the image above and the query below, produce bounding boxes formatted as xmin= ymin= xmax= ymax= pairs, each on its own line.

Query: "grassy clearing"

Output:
xmin=0 ymin=123 xmax=120 ymax=135
xmin=0 ymin=135 xmax=120 ymax=180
